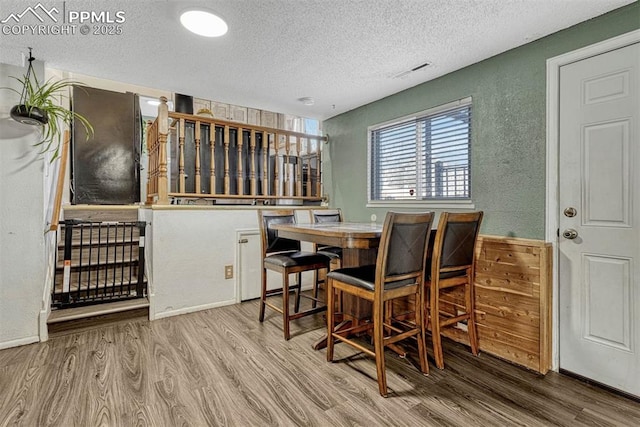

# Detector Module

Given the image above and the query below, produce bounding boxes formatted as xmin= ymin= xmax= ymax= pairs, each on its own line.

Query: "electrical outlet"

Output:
xmin=224 ymin=265 xmax=233 ymax=279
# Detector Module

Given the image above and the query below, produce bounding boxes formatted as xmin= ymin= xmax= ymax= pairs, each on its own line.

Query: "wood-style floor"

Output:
xmin=1 ymin=298 xmax=639 ymax=426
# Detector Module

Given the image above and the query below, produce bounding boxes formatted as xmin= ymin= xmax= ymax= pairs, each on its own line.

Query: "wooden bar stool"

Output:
xmin=310 ymin=208 xmax=343 ymax=306
xmin=258 ymin=210 xmax=331 ymax=340
xmin=426 ymin=211 xmax=483 ymax=369
xmin=326 ymin=211 xmax=434 ymax=397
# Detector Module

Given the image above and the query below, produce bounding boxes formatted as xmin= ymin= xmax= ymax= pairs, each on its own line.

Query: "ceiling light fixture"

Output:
xmin=298 ymin=97 xmax=315 ymax=106
xmin=180 ymin=10 xmax=228 ymax=37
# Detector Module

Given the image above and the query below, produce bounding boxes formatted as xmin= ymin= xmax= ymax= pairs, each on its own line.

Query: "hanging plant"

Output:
xmin=2 ymin=49 xmax=94 ymax=159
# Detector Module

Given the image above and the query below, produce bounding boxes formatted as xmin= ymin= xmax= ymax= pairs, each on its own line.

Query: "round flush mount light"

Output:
xmin=298 ymin=97 xmax=315 ymax=106
xmin=180 ymin=10 xmax=228 ymax=37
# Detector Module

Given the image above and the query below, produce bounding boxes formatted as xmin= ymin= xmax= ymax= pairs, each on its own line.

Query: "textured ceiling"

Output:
xmin=0 ymin=0 xmax=635 ymax=119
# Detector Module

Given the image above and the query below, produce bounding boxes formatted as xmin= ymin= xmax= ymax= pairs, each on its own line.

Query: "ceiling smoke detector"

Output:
xmin=180 ymin=10 xmax=228 ymax=37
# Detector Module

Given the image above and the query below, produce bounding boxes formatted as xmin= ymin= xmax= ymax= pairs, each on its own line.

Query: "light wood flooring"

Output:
xmin=1 ymin=298 xmax=639 ymax=426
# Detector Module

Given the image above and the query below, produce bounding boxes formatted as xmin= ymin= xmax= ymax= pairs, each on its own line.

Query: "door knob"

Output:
xmin=562 ymin=229 xmax=578 ymax=239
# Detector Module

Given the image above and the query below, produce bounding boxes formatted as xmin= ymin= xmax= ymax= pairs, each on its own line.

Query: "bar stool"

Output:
xmin=326 ymin=211 xmax=434 ymax=397
xmin=310 ymin=209 xmax=343 ymax=306
xmin=258 ymin=209 xmax=331 ymax=340
xmin=426 ymin=211 xmax=483 ymax=369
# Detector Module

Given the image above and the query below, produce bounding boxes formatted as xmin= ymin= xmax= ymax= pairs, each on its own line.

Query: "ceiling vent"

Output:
xmin=392 ymin=62 xmax=431 ymax=79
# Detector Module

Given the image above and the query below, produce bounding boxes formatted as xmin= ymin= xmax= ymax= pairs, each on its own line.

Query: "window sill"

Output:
xmin=366 ymin=200 xmax=475 ymax=210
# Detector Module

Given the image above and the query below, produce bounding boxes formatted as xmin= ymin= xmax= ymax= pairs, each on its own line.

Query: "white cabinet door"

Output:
xmin=238 ymin=231 xmax=262 ymax=301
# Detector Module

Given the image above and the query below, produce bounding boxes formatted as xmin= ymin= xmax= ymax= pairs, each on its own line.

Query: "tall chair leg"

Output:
xmin=326 ymin=277 xmax=335 ymax=362
xmin=259 ymin=267 xmax=267 ymax=322
xmin=465 ymin=273 xmax=479 ymax=356
xmin=283 ymin=273 xmax=291 ymax=340
xmin=312 ymin=268 xmax=320 ymax=309
xmin=313 ymin=269 xmax=319 ymax=308
xmin=294 ymin=272 xmax=302 ymax=313
xmin=431 ymin=285 xmax=445 ymax=369
xmin=415 ymin=290 xmax=429 ymax=375
xmin=373 ymin=300 xmax=388 ymax=397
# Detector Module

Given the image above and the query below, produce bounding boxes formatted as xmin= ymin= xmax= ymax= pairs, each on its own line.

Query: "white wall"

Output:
xmin=0 ymin=62 xmax=47 ymax=349
xmin=145 ymin=206 xmax=315 ymax=320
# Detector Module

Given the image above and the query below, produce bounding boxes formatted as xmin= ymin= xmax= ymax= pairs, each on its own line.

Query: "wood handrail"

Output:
xmin=168 ymin=111 xmax=328 ymax=142
xmin=49 ymin=130 xmax=70 ymax=231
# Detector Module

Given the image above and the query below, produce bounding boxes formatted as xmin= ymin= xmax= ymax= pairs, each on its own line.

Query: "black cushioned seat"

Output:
xmin=328 ymin=265 xmax=415 ymax=291
xmin=316 ymin=246 xmax=342 ymax=259
xmin=265 ymin=251 xmax=330 ymax=268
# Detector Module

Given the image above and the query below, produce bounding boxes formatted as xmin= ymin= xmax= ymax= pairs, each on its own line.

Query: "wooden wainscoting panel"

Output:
xmin=439 ymin=235 xmax=552 ymax=374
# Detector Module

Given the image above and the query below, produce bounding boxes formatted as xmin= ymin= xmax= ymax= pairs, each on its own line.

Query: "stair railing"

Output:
xmin=48 ymin=130 xmax=70 ymax=231
xmin=146 ymin=97 xmax=326 ymax=205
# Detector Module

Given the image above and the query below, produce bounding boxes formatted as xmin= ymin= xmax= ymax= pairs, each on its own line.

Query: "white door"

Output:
xmin=559 ymin=42 xmax=640 ymax=397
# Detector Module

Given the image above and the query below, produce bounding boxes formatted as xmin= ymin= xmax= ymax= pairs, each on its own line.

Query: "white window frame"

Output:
xmin=367 ymin=97 xmax=474 ymax=209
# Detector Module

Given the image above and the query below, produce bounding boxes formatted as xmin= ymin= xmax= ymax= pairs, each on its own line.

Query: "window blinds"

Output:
xmin=370 ymin=102 xmax=471 ymax=201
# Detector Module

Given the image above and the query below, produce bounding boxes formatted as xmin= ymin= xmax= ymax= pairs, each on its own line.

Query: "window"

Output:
xmin=368 ymin=98 xmax=472 ymax=205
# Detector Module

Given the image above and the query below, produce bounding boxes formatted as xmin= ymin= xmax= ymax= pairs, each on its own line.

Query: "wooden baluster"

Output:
xmin=316 ymin=137 xmax=322 ymax=197
xmin=151 ymin=123 xmax=156 ymax=196
xmin=273 ymin=133 xmax=280 ymax=196
xmin=195 ymin=121 xmax=201 ymax=194
xmin=210 ymin=124 xmax=216 ymax=195
xmin=306 ymin=138 xmax=311 ymax=197
xmin=250 ymin=130 xmax=257 ymax=195
xmin=237 ymin=127 xmax=244 ymax=195
xmin=145 ymin=120 xmax=153 ymax=202
xmin=157 ymin=97 xmax=169 ymax=204
xmin=262 ymin=132 xmax=269 ymax=195
xmin=179 ymin=118 xmax=186 ymax=193
xmin=224 ymin=125 xmax=230 ymax=195
xmin=154 ymin=122 xmax=159 ymax=197
xmin=295 ymin=136 xmax=302 ymax=197
xmin=284 ymin=135 xmax=290 ymax=196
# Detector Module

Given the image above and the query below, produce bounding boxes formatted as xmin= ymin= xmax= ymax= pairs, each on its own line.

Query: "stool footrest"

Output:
xmin=265 ymin=284 xmax=301 ymax=297
xmin=288 ymin=305 xmax=327 ymax=320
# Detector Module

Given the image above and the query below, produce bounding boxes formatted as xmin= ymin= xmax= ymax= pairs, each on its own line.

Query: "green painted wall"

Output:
xmin=323 ymin=2 xmax=640 ymax=239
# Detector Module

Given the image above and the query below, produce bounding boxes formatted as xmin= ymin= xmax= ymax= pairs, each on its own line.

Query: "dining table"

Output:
xmin=271 ymin=221 xmax=384 ymax=350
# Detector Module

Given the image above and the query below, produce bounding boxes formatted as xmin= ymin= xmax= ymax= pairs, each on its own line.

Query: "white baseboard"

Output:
xmin=39 ymin=308 xmax=50 ymax=342
xmin=152 ymin=299 xmax=236 ymax=320
xmin=0 ymin=335 xmax=40 ymax=350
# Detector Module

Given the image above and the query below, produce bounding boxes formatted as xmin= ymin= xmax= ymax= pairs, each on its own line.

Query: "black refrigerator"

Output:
xmin=72 ymin=86 xmax=141 ymax=205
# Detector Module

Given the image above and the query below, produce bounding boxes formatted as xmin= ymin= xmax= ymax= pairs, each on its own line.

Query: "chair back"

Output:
xmin=376 ymin=211 xmax=434 ymax=290
xmin=258 ymin=210 xmax=301 ymax=256
xmin=432 ymin=211 xmax=483 ymax=277
xmin=310 ymin=209 xmax=343 ymax=224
